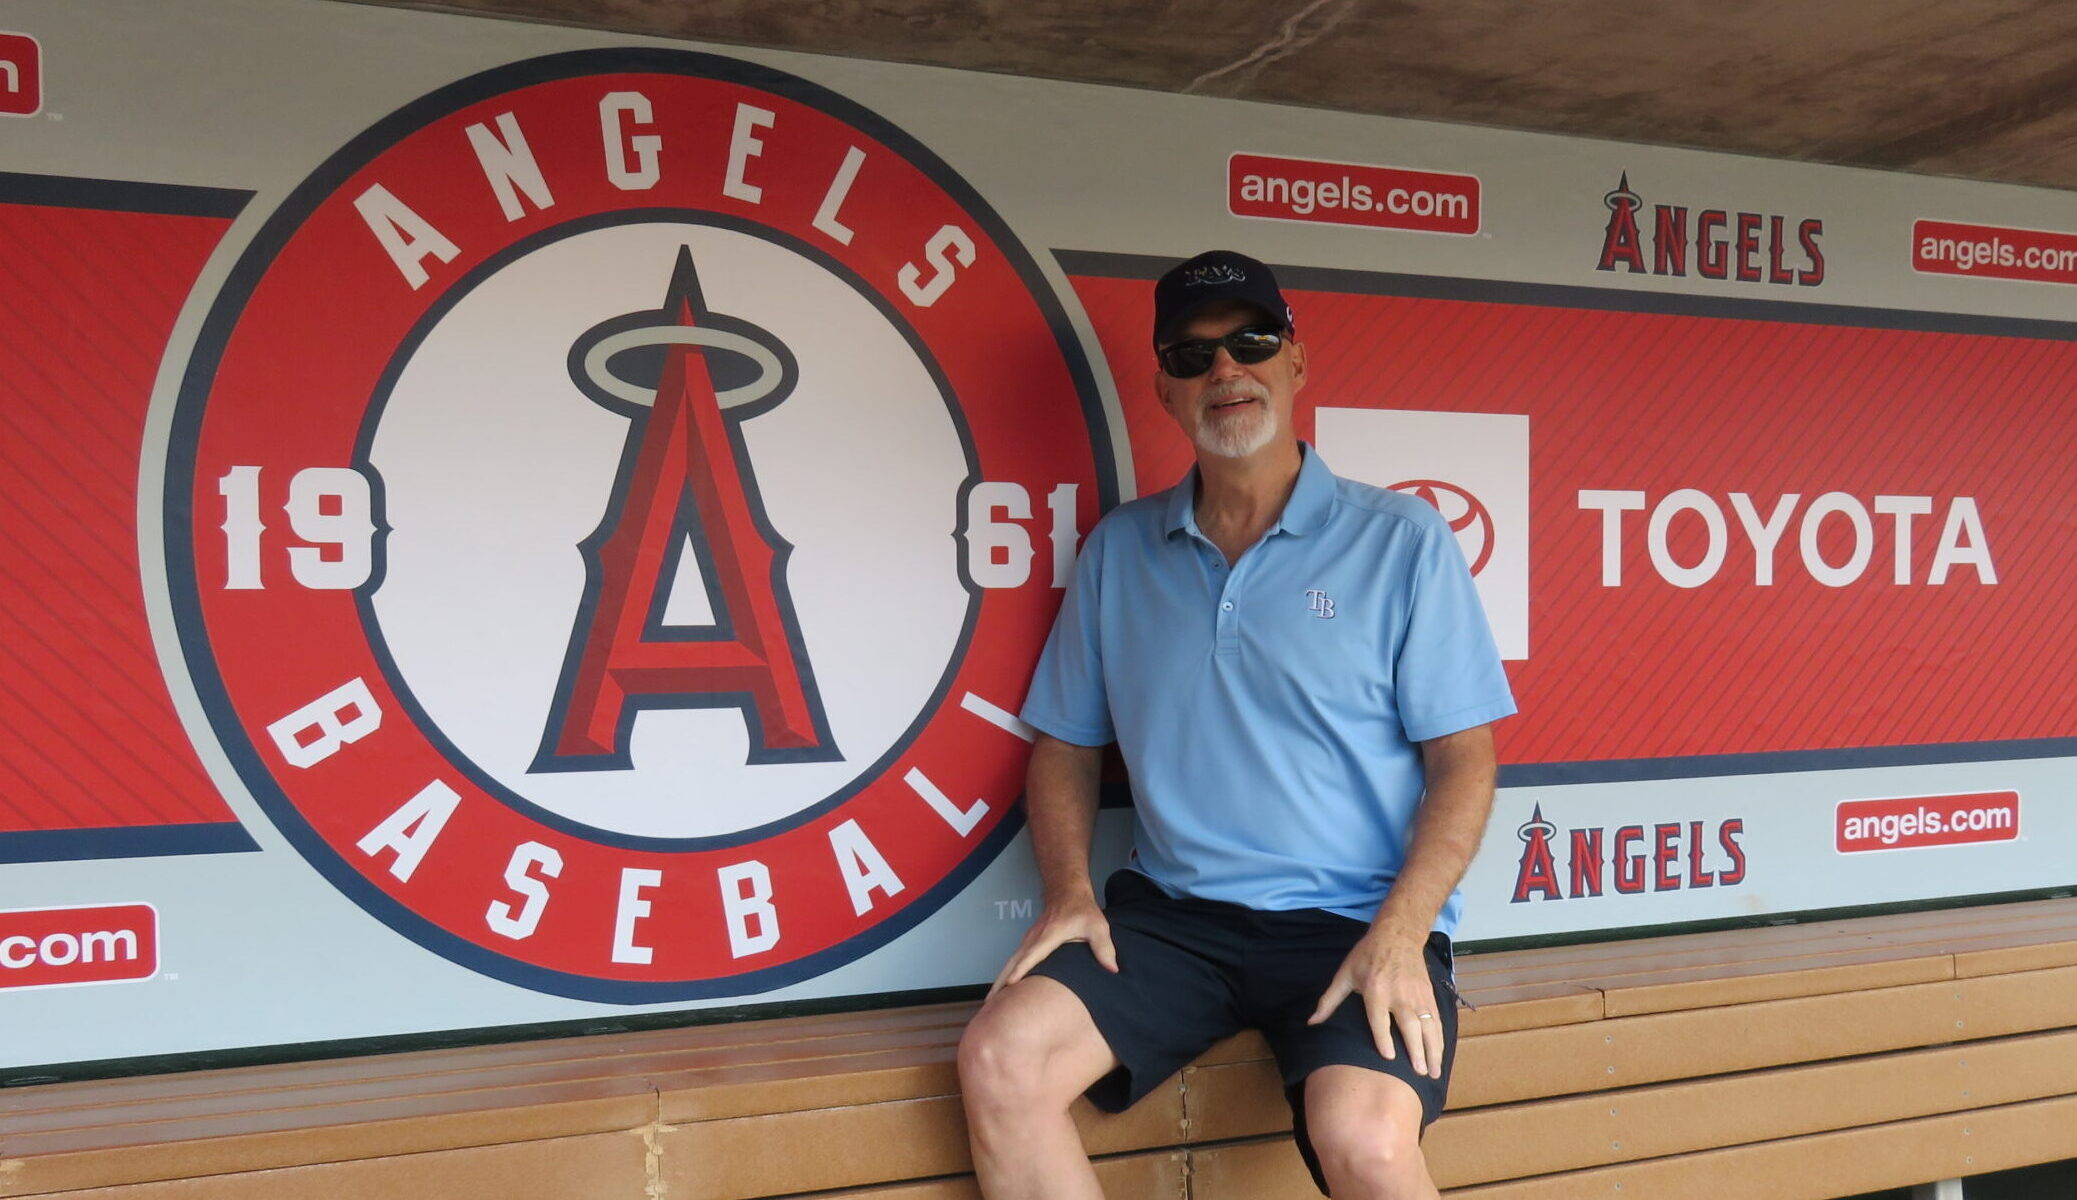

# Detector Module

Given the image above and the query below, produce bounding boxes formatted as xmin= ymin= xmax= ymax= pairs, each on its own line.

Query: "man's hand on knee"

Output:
xmin=1306 ymin=934 xmax=1446 ymax=1078
xmin=989 ymin=897 xmax=1118 ymax=998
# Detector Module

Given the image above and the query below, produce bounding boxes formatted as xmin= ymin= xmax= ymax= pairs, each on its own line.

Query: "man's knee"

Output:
xmin=956 ymin=1007 xmax=1049 ymax=1108
xmin=958 ymin=977 xmax=1112 ymax=1115
xmin=1304 ymin=1068 xmax=1431 ymax=1195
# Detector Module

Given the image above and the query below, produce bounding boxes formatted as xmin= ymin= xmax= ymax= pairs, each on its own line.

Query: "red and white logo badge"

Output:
xmin=1836 ymin=791 xmax=2020 ymax=853
xmin=166 ymin=51 xmax=1111 ymax=1000
xmin=0 ymin=31 xmax=41 ymax=117
xmin=1227 ymin=152 xmax=1480 ymax=235
xmin=0 ymin=904 xmax=158 ymax=991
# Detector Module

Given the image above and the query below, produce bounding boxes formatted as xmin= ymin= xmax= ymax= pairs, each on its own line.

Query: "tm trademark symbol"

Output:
xmin=162 ymin=972 xmax=179 ymax=981
xmin=994 ymin=899 xmax=1034 ymax=920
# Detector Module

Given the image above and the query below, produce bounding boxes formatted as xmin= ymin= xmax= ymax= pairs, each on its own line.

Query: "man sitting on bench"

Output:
xmin=958 ymin=250 xmax=1516 ymax=1199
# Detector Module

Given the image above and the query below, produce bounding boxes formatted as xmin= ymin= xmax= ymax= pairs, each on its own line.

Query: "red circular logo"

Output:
xmin=166 ymin=51 xmax=1112 ymax=1000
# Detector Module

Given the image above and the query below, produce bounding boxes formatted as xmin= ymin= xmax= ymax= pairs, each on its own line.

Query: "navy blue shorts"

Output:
xmin=1030 ymin=870 xmax=1458 ymax=1195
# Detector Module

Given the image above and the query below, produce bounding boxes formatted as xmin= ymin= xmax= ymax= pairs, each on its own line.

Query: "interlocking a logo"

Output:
xmin=1305 ymin=588 xmax=1335 ymax=619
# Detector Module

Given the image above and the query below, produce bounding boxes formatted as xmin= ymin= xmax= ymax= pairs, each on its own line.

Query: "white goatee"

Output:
xmin=1194 ymin=381 xmax=1277 ymax=459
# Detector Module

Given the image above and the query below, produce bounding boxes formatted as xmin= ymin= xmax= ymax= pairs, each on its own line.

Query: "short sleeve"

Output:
xmin=1395 ymin=516 xmax=1518 ymax=743
xmin=1019 ymin=521 xmax=1116 ymax=747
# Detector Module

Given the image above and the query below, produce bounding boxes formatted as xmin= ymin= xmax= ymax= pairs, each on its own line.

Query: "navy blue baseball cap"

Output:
xmin=1152 ymin=250 xmax=1295 ymax=349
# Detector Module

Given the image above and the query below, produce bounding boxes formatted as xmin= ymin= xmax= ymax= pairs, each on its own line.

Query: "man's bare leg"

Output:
xmin=1302 ymin=1065 xmax=1440 ymax=1200
xmin=958 ymin=976 xmax=1120 ymax=1200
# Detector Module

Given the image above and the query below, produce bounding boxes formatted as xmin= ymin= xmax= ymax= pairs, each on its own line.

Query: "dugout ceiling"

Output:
xmin=364 ymin=0 xmax=2077 ymax=192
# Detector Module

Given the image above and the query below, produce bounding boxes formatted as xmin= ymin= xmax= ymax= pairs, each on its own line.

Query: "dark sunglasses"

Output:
xmin=1156 ymin=325 xmax=1287 ymax=379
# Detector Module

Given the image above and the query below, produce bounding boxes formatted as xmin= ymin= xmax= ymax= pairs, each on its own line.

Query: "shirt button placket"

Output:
xmin=1215 ymin=557 xmax=1243 ymax=656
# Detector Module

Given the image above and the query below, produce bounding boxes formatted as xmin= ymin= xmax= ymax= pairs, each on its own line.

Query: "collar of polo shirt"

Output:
xmin=1165 ymin=441 xmax=1337 ymax=541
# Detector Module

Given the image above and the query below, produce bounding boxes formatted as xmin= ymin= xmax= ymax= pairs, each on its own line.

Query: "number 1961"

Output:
xmin=217 ymin=468 xmax=1080 ymax=593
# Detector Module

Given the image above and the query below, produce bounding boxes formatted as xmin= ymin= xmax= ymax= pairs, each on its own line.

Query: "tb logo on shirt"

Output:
xmin=1306 ymin=589 xmax=1337 ymax=619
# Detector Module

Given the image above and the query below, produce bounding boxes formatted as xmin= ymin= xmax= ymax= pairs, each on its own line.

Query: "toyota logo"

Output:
xmin=1389 ymin=479 xmax=1494 ymax=576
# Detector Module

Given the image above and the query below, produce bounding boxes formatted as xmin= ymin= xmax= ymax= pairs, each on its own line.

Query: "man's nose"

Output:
xmin=1206 ymin=345 xmax=1247 ymax=380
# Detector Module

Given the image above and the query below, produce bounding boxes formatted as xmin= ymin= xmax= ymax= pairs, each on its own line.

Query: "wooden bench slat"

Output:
xmin=1455 ymin=984 xmax=1602 ymax=1037
xmin=10 ymin=1064 xmax=652 ymax=1139
xmin=651 ymin=1051 xmax=957 ymax=1123
xmin=1450 ymin=978 xmax=1968 ymax=1107
xmin=0 ymin=1003 xmax=975 ymax=1117
xmin=801 ymin=1149 xmax=1184 ymax=1199
xmin=1428 ymin=1026 xmax=2077 ymax=1187
xmin=8 ymin=1026 xmax=967 ymax=1140
xmin=3 ymin=1076 xmax=650 ymax=1150
xmin=2 ymin=1046 xmax=972 ymax=1195
xmin=1179 ymin=1058 xmax=1287 ymax=1142
xmin=1459 ymin=897 xmax=2077 ymax=983
xmin=1469 ymin=917 xmax=2077 ymax=1022
xmin=1963 ymin=963 xmax=2077 ymax=1038
xmin=1457 ymin=902 xmax=2077 ymax=996
xmin=651 ymin=1082 xmax=1179 ymax=1199
xmin=1589 ymin=948 xmax=1955 ymax=1016
xmin=1180 ymin=1135 xmax=1322 ymax=1200
xmin=1169 ymin=1025 xmax=2077 ymax=1181
xmin=1435 ymin=1090 xmax=2077 ymax=1200
xmin=1953 ymin=935 xmax=2077 ymax=978
xmin=0 ymin=1090 xmax=653 ymax=1196
xmin=0 ymin=1129 xmax=653 ymax=1200
xmin=656 ymin=1095 xmax=975 ymax=1200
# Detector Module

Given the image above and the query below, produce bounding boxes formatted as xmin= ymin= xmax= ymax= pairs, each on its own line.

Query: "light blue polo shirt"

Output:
xmin=1020 ymin=444 xmax=1516 ymax=933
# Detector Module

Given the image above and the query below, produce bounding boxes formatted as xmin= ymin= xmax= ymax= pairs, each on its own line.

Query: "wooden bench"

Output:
xmin=6 ymin=897 xmax=2077 ymax=1199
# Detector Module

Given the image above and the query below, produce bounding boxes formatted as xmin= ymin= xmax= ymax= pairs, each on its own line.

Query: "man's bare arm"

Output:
xmin=1376 ymin=723 xmax=1498 ymax=944
xmin=987 ymin=732 xmax=1117 ymax=997
xmin=1308 ymin=723 xmax=1498 ymax=1076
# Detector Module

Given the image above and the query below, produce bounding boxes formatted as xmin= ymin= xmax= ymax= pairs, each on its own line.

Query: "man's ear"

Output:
xmin=1152 ymin=365 xmax=1177 ymax=417
xmin=1288 ymin=339 xmax=1308 ymax=392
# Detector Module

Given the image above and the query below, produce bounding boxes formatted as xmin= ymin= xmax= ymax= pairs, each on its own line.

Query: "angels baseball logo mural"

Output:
xmin=163 ymin=49 xmax=1111 ymax=999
